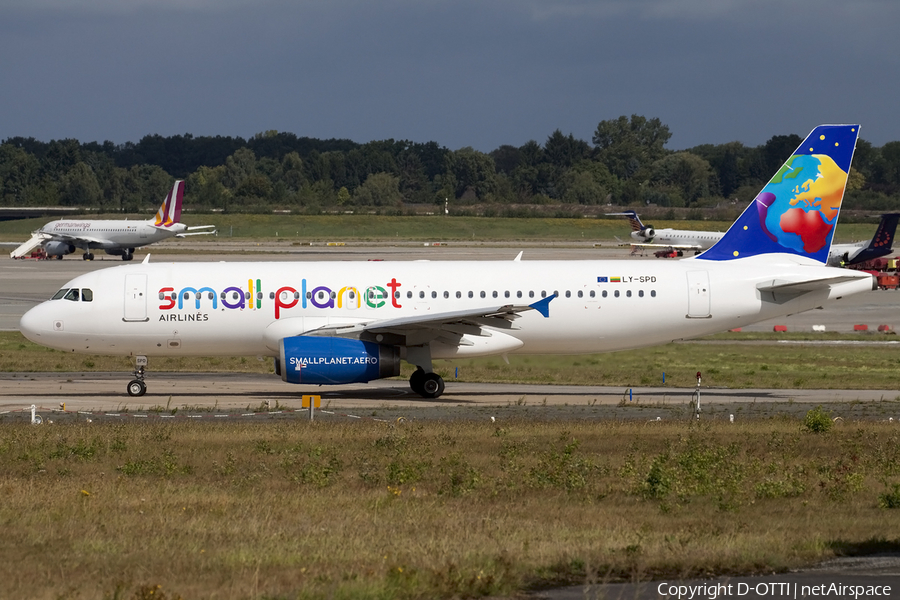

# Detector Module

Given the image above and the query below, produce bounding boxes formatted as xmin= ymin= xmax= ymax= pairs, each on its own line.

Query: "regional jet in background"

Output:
xmin=607 ymin=210 xmax=724 ymax=254
xmin=20 ymin=125 xmax=874 ymax=399
xmin=10 ymin=180 xmax=215 ymax=261
xmin=827 ymin=213 xmax=900 ymax=267
xmin=610 ymin=209 xmax=899 ymax=268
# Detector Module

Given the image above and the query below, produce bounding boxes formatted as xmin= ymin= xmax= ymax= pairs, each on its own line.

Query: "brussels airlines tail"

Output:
xmin=19 ymin=125 xmax=873 ymax=399
xmin=828 ymin=213 xmax=900 ymax=267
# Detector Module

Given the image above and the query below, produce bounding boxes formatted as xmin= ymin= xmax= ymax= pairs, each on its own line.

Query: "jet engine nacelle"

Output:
xmin=279 ymin=336 xmax=400 ymax=385
xmin=643 ymin=227 xmax=655 ymax=239
xmin=43 ymin=241 xmax=75 ymax=256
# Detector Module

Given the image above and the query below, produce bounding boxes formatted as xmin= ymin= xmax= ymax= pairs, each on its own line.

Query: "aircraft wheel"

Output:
xmin=82 ymin=253 xmax=90 ymax=261
xmin=127 ymin=379 xmax=147 ymax=397
xmin=122 ymin=253 xmax=133 ymax=261
xmin=409 ymin=368 xmax=425 ymax=395
xmin=55 ymin=255 xmax=63 ymax=260
xmin=420 ymin=373 xmax=445 ymax=399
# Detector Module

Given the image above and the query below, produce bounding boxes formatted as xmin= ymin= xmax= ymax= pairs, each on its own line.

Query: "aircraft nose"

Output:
xmin=19 ymin=303 xmax=50 ymax=344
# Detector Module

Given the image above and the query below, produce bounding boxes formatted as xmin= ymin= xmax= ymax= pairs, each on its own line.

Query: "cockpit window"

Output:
xmin=63 ymin=289 xmax=80 ymax=301
xmin=81 ymin=289 xmax=93 ymax=302
xmin=51 ymin=288 xmax=69 ymax=300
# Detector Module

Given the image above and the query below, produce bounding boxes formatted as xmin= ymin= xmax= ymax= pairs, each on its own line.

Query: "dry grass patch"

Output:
xmin=1 ymin=419 xmax=899 ymax=599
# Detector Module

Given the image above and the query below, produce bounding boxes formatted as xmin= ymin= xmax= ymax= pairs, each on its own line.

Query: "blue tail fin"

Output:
xmin=606 ymin=210 xmax=647 ymax=233
xmin=844 ymin=213 xmax=900 ymax=266
xmin=698 ymin=124 xmax=859 ymax=263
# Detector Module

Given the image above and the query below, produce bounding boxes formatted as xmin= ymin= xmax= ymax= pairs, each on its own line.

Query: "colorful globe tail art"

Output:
xmin=698 ymin=125 xmax=859 ymax=264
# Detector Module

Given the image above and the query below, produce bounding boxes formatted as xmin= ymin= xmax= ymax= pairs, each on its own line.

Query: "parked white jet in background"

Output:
xmin=827 ymin=213 xmax=900 ymax=267
xmin=607 ymin=210 xmax=723 ymax=254
xmin=9 ymin=180 xmax=215 ymax=261
xmin=611 ymin=209 xmax=899 ymax=268
xmin=20 ymin=125 xmax=873 ymax=399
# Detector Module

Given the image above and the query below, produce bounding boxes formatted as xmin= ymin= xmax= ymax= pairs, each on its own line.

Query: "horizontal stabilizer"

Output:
xmin=175 ymin=230 xmax=217 ymax=238
xmin=757 ymin=275 xmax=870 ymax=293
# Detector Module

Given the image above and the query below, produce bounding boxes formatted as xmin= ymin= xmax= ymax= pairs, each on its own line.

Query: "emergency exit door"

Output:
xmin=686 ymin=271 xmax=711 ymax=318
xmin=124 ymin=274 xmax=148 ymax=321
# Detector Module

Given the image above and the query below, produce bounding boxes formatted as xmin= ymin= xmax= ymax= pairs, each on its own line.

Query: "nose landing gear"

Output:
xmin=127 ymin=355 xmax=148 ymax=396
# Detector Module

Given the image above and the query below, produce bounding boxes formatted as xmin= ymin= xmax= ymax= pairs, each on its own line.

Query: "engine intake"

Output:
xmin=279 ymin=336 xmax=400 ymax=385
xmin=44 ymin=241 xmax=75 ymax=256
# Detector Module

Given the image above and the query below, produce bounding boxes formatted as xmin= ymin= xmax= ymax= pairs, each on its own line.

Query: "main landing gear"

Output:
xmin=408 ymin=367 xmax=445 ymax=399
xmin=127 ymin=355 xmax=148 ymax=397
xmin=405 ymin=345 xmax=445 ymax=398
xmin=82 ymin=252 xmax=94 ymax=261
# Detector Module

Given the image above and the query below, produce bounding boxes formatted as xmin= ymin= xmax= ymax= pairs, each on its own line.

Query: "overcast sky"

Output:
xmin=1 ymin=0 xmax=898 ymax=153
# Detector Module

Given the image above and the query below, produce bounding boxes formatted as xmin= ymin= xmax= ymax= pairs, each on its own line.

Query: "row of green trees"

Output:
xmin=2 ymin=116 xmax=899 ymax=214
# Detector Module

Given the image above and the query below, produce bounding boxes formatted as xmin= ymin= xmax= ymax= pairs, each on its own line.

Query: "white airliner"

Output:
xmin=19 ymin=125 xmax=874 ymax=399
xmin=10 ymin=180 xmax=215 ymax=261
xmin=827 ymin=213 xmax=900 ymax=267
xmin=612 ymin=209 xmax=899 ymax=268
xmin=607 ymin=210 xmax=723 ymax=254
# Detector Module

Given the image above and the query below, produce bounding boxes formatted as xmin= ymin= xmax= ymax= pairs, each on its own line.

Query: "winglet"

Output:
xmin=698 ymin=125 xmax=860 ymax=263
xmin=514 ymin=251 xmax=523 ymax=262
xmin=528 ymin=293 xmax=556 ymax=318
xmin=141 ymin=254 xmax=151 ymax=264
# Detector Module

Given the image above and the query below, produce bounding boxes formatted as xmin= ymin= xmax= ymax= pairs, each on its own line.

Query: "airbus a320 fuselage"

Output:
xmin=20 ymin=125 xmax=873 ymax=399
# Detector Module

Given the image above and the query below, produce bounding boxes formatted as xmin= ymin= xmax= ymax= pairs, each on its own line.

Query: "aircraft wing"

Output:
xmin=303 ymin=295 xmax=555 ymax=340
xmin=40 ymin=231 xmax=107 ymax=245
xmin=630 ymin=242 xmax=702 ymax=251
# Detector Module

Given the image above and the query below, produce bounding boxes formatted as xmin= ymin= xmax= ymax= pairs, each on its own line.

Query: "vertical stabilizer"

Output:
xmin=698 ymin=125 xmax=859 ymax=263
xmin=153 ymin=180 xmax=184 ymax=227
xmin=621 ymin=210 xmax=646 ymax=233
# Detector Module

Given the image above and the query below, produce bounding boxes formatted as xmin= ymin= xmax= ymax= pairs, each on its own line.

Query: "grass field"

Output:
xmin=3 ymin=331 xmax=900 ymax=391
xmin=1 ymin=418 xmax=898 ymax=599
xmin=0 ymin=214 xmax=885 ymax=245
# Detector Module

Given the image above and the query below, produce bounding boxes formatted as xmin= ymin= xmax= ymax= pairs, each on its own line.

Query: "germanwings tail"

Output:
xmin=152 ymin=180 xmax=184 ymax=228
xmin=698 ymin=124 xmax=859 ymax=264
